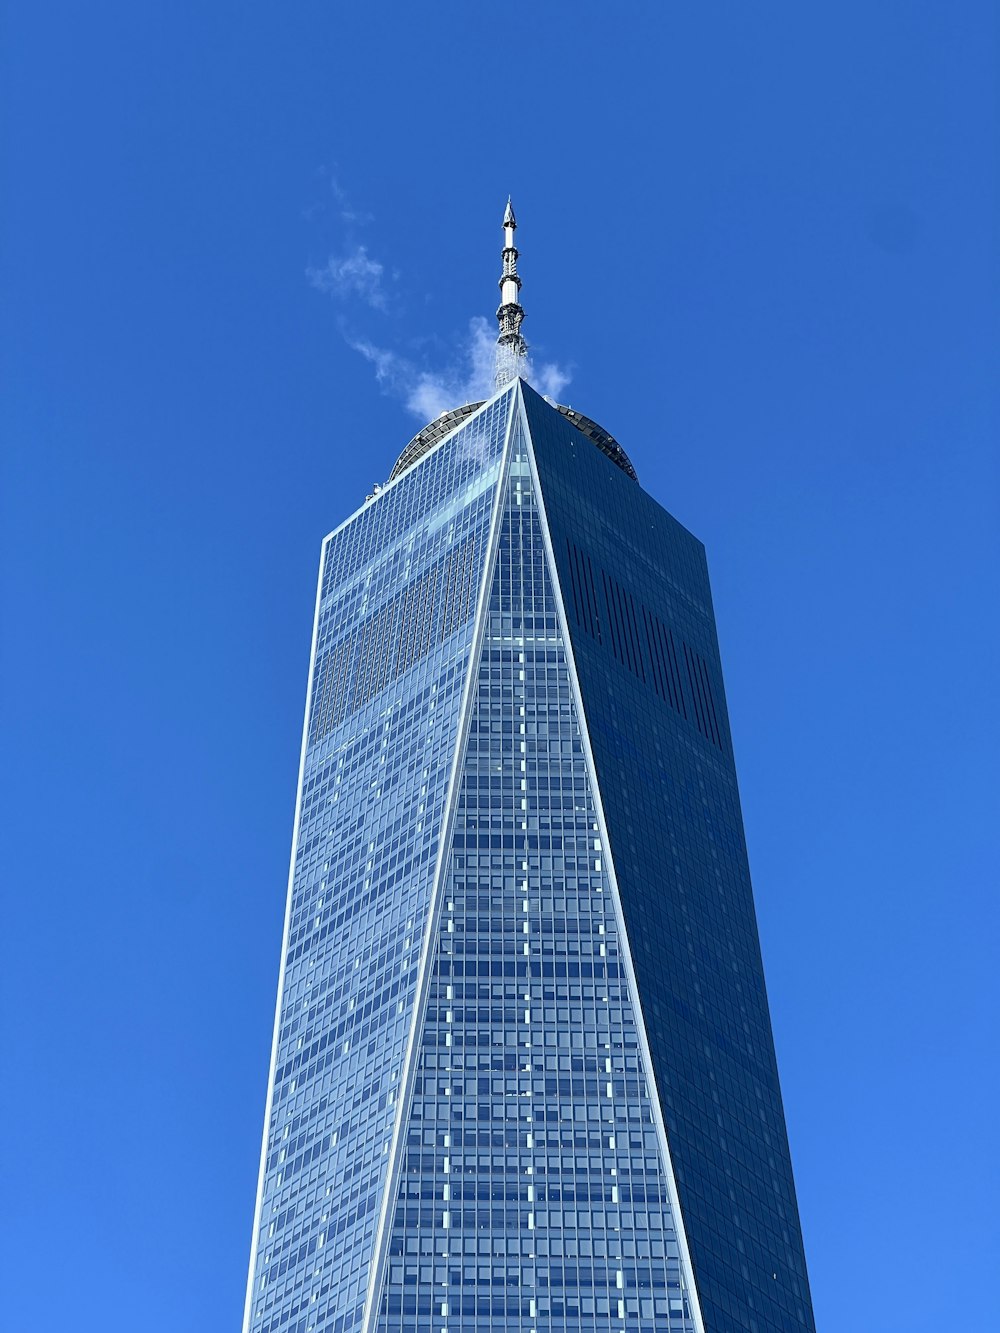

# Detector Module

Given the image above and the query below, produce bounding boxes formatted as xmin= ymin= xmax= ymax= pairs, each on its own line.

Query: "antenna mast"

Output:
xmin=495 ymin=198 xmax=528 ymax=387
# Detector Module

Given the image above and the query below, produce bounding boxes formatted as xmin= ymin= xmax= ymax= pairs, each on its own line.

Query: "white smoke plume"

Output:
xmin=349 ymin=316 xmax=572 ymax=422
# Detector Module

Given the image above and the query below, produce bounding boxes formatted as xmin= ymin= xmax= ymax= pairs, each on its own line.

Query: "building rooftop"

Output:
xmin=389 ymin=395 xmax=638 ymax=482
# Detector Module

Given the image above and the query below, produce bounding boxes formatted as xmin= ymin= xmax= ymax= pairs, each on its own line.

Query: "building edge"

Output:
xmin=242 ymin=540 xmax=330 ymax=1333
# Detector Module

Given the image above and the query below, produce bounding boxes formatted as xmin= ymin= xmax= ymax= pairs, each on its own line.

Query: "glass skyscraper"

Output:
xmin=243 ymin=212 xmax=815 ymax=1333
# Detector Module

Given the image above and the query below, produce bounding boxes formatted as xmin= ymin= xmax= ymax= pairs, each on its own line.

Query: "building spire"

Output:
xmin=495 ymin=197 xmax=527 ymax=388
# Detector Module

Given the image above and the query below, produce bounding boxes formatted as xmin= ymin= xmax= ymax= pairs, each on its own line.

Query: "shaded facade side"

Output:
xmin=524 ymin=383 xmax=816 ymax=1333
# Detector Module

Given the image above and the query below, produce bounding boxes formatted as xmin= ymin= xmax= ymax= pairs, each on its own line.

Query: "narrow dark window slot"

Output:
xmin=574 ymin=545 xmax=587 ymax=633
xmin=577 ymin=545 xmax=595 ymax=638
xmin=655 ymin=616 xmax=679 ymax=712
xmin=642 ymin=606 xmax=665 ymax=701
xmin=621 ymin=585 xmax=637 ymax=676
xmin=625 ymin=592 xmax=646 ymax=682
xmin=611 ymin=578 xmax=635 ymax=675
xmin=667 ymin=629 xmax=688 ymax=718
xmin=584 ymin=553 xmax=602 ymax=643
xmin=683 ymin=641 xmax=707 ymax=737
xmin=617 ymin=584 xmax=634 ymax=674
xmin=693 ymin=649 xmax=712 ymax=742
xmin=607 ymin=575 xmax=622 ymax=665
xmin=694 ymin=652 xmax=712 ymax=743
xmin=565 ymin=539 xmax=584 ymax=629
xmin=601 ymin=570 xmax=622 ymax=665
xmin=698 ymin=653 xmax=723 ymax=749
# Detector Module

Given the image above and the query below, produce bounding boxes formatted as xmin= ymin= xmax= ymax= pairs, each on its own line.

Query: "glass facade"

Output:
xmin=243 ymin=393 xmax=512 ymax=1333
xmin=244 ymin=381 xmax=815 ymax=1333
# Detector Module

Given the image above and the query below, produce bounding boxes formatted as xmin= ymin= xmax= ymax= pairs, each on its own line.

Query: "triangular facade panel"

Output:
xmin=522 ymin=382 xmax=816 ymax=1333
xmin=243 ymin=392 xmax=514 ymax=1333
xmin=372 ymin=407 xmax=699 ymax=1332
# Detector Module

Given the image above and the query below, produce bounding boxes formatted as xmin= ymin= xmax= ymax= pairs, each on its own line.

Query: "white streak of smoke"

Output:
xmin=349 ymin=316 xmax=572 ymax=422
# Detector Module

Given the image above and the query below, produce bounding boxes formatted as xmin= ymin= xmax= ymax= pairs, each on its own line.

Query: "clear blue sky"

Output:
xmin=2 ymin=4 xmax=997 ymax=1329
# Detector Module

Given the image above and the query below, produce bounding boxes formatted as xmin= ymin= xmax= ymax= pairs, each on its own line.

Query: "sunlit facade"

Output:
xmin=243 ymin=379 xmax=816 ymax=1333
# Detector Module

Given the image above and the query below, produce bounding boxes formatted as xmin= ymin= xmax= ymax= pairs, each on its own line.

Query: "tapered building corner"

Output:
xmin=243 ymin=210 xmax=816 ymax=1333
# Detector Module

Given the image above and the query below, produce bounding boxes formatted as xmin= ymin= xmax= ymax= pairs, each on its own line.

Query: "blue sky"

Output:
xmin=2 ymin=4 xmax=997 ymax=1329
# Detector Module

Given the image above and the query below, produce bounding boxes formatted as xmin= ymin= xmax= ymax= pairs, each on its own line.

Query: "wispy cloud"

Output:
xmin=349 ymin=316 xmax=573 ymax=421
xmin=307 ymin=245 xmax=388 ymax=311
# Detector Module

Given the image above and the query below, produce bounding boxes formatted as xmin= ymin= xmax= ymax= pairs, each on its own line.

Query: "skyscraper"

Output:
xmin=243 ymin=206 xmax=816 ymax=1333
